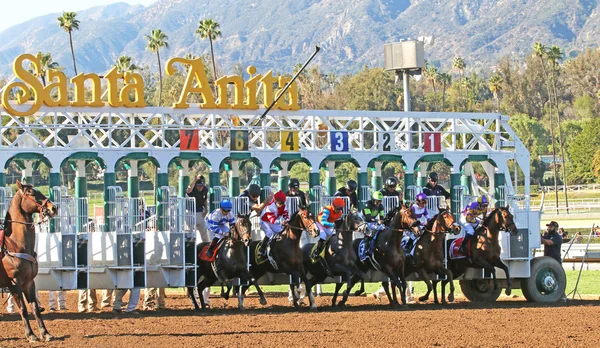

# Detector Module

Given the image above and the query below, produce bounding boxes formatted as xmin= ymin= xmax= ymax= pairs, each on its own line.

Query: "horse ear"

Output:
xmin=505 ymin=204 xmax=510 ymax=210
xmin=16 ymin=179 xmax=22 ymax=189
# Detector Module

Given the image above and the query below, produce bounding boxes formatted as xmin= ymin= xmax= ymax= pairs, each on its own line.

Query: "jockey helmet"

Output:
xmin=346 ymin=180 xmax=358 ymax=191
xmin=274 ymin=190 xmax=287 ymax=202
xmin=247 ymin=184 xmax=261 ymax=197
xmin=428 ymin=172 xmax=438 ymax=182
xmin=416 ymin=192 xmax=427 ymax=201
xmin=288 ymin=178 xmax=300 ymax=188
xmin=385 ymin=177 xmax=398 ymax=187
xmin=220 ymin=200 xmax=233 ymax=211
xmin=372 ymin=191 xmax=384 ymax=201
xmin=332 ymin=197 xmax=345 ymax=208
xmin=477 ymin=195 xmax=489 ymax=207
xmin=467 ymin=201 xmax=479 ymax=210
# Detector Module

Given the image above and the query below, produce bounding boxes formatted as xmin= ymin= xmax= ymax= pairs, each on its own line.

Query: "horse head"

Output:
xmin=335 ymin=211 xmax=361 ymax=233
xmin=396 ymin=203 xmax=421 ymax=234
xmin=484 ymin=206 xmax=518 ymax=236
xmin=293 ymin=207 xmax=319 ymax=238
xmin=429 ymin=208 xmax=461 ymax=235
xmin=234 ymin=213 xmax=252 ymax=246
xmin=17 ymin=180 xmax=58 ymax=218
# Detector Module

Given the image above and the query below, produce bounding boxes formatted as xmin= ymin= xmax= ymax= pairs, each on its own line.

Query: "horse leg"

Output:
xmin=289 ymin=273 xmax=300 ymax=309
xmin=437 ymin=267 xmax=455 ymax=304
xmin=492 ymin=258 xmax=512 ymax=296
xmin=25 ymin=282 xmax=52 ymax=341
xmin=299 ymin=268 xmax=317 ymax=310
xmin=339 ymin=273 xmax=360 ymax=306
xmin=243 ymin=271 xmax=267 ymax=306
xmin=432 ymin=280 xmax=440 ymax=304
xmin=354 ymin=278 xmax=366 ymax=296
xmin=338 ymin=269 xmax=355 ymax=307
xmin=9 ymin=283 xmax=38 ymax=342
xmin=473 ymin=258 xmax=498 ymax=290
xmin=382 ymin=280 xmax=396 ymax=307
xmin=332 ymin=282 xmax=344 ymax=307
xmin=187 ymin=286 xmax=201 ymax=311
xmin=416 ymin=268 xmax=433 ymax=303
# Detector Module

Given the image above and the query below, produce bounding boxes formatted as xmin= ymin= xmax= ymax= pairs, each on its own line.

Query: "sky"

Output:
xmin=0 ymin=0 xmax=157 ymax=33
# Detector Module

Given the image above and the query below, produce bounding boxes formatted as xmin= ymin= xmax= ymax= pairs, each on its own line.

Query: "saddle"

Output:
xmin=255 ymin=240 xmax=279 ymax=270
xmin=310 ymin=242 xmax=333 ymax=277
xmin=198 ymin=239 xmax=226 ymax=262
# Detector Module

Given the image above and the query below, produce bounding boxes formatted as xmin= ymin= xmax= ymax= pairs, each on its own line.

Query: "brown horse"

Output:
xmin=188 ymin=214 xmax=267 ymax=310
xmin=0 ymin=181 xmax=57 ymax=342
xmin=245 ymin=207 xmax=320 ymax=309
xmin=302 ymin=212 xmax=365 ymax=307
xmin=398 ymin=208 xmax=461 ymax=304
xmin=441 ymin=207 xmax=518 ymax=296
xmin=343 ymin=204 xmax=420 ymax=307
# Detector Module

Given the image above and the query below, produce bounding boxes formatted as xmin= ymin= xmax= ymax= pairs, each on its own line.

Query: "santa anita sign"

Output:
xmin=0 ymin=53 xmax=300 ymax=116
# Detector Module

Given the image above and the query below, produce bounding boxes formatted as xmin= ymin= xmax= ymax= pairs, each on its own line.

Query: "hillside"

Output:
xmin=0 ymin=0 xmax=598 ymax=76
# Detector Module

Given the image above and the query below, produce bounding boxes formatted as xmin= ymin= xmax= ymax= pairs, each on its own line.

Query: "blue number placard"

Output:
xmin=331 ymin=131 xmax=349 ymax=152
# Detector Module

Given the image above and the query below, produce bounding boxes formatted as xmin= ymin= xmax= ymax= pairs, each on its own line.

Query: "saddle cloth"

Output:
xmin=198 ymin=240 xmax=225 ymax=262
xmin=400 ymin=235 xmax=418 ymax=257
xmin=310 ymin=242 xmax=327 ymax=262
xmin=254 ymin=241 xmax=278 ymax=270
xmin=449 ymin=238 xmax=471 ymax=260
xmin=0 ymin=229 xmax=4 ymax=260
xmin=358 ymin=230 xmax=380 ymax=263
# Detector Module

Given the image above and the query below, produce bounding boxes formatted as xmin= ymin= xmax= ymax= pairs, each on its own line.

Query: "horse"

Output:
xmin=245 ymin=207 xmax=320 ymax=309
xmin=301 ymin=212 xmax=365 ymax=307
xmin=438 ymin=206 xmax=518 ymax=296
xmin=187 ymin=214 xmax=267 ymax=310
xmin=396 ymin=208 xmax=461 ymax=304
xmin=0 ymin=181 xmax=58 ymax=342
xmin=343 ymin=204 xmax=421 ymax=307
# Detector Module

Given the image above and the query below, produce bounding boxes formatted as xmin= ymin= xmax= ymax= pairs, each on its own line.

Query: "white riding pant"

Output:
xmin=459 ymin=215 xmax=476 ymax=236
xmin=260 ymin=220 xmax=285 ymax=239
xmin=210 ymin=225 xmax=230 ymax=239
xmin=317 ymin=222 xmax=334 ymax=241
xmin=49 ymin=290 xmax=67 ymax=309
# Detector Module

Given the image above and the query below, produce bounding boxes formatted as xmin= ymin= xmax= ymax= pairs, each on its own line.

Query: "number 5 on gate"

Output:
xmin=281 ymin=131 xmax=299 ymax=152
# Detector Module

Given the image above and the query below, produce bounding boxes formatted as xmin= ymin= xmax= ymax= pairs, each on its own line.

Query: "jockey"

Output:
xmin=458 ymin=195 xmax=490 ymax=254
xmin=411 ymin=192 xmax=431 ymax=226
xmin=205 ymin=199 xmax=235 ymax=258
xmin=258 ymin=190 xmax=289 ymax=256
xmin=362 ymin=191 xmax=386 ymax=255
xmin=313 ymin=197 xmax=345 ymax=258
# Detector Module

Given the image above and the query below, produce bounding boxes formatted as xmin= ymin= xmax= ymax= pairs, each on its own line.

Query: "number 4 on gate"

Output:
xmin=281 ymin=131 xmax=299 ymax=152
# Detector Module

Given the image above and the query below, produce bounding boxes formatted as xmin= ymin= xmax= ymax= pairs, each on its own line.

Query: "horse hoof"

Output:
xmin=448 ymin=294 xmax=455 ymax=303
xmin=310 ymin=306 xmax=318 ymax=312
xmin=337 ymin=302 xmax=346 ymax=308
xmin=505 ymin=288 xmax=512 ymax=296
xmin=238 ymin=306 xmax=246 ymax=311
xmin=43 ymin=334 xmax=54 ymax=342
xmin=27 ymin=334 xmax=39 ymax=343
xmin=259 ymin=298 xmax=267 ymax=306
xmin=434 ymin=300 xmax=440 ymax=305
xmin=221 ymin=292 xmax=229 ymax=300
xmin=354 ymin=290 xmax=364 ymax=296
xmin=418 ymin=296 xmax=428 ymax=302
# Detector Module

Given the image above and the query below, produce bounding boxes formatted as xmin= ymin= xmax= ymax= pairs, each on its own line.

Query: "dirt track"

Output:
xmin=1 ymin=291 xmax=599 ymax=347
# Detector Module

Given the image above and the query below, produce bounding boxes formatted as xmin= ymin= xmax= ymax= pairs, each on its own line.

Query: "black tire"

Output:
xmin=521 ymin=256 xmax=566 ymax=303
xmin=460 ymin=279 xmax=501 ymax=302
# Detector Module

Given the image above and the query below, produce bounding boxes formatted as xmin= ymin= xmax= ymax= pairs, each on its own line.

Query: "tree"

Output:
xmin=488 ymin=74 xmax=503 ymax=112
xmin=438 ymin=72 xmax=451 ymax=111
xmin=114 ymin=56 xmax=140 ymax=73
xmin=57 ymin=11 xmax=80 ymax=75
xmin=424 ymin=63 xmax=439 ymax=110
xmin=508 ymin=113 xmax=551 ymax=185
xmin=29 ymin=52 xmax=60 ymax=86
xmin=145 ymin=29 xmax=169 ymax=106
xmin=196 ymin=18 xmax=222 ymax=81
xmin=569 ymin=118 xmax=600 ymax=183
xmin=453 ymin=57 xmax=466 ymax=109
xmin=534 ymin=42 xmax=559 ymax=212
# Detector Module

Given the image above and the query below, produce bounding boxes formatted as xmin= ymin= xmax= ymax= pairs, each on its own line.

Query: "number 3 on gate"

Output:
xmin=230 ymin=130 xmax=248 ymax=151
xmin=281 ymin=131 xmax=299 ymax=152
xmin=331 ymin=131 xmax=349 ymax=152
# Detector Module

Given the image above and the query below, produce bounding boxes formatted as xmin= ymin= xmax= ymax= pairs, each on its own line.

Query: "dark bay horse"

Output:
xmin=343 ymin=204 xmax=420 ymax=307
xmin=440 ymin=207 xmax=518 ymax=296
xmin=301 ymin=212 xmax=365 ymax=307
xmin=0 ymin=181 xmax=57 ymax=342
xmin=397 ymin=208 xmax=461 ymax=304
xmin=245 ymin=207 xmax=319 ymax=309
xmin=188 ymin=214 xmax=267 ymax=310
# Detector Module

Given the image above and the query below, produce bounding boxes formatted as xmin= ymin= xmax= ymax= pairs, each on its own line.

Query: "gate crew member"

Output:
xmin=334 ymin=179 xmax=358 ymax=210
xmin=422 ymin=172 xmax=451 ymax=208
xmin=259 ymin=190 xmax=289 ymax=256
xmin=239 ymin=183 xmax=272 ymax=215
xmin=313 ymin=197 xmax=345 ymax=258
xmin=285 ymin=178 xmax=308 ymax=208
xmin=458 ymin=195 xmax=489 ymax=254
xmin=205 ymin=199 xmax=235 ymax=258
xmin=380 ymin=177 xmax=403 ymax=199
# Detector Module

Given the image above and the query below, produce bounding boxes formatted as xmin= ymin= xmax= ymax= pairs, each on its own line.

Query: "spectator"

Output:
xmin=559 ymin=227 xmax=567 ymax=239
xmin=575 ymin=232 xmax=583 ymax=244
xmin=541 ymin=221 xmax=567 ymax=303
xmin=422 ymin=172 xmax=451 ymax=207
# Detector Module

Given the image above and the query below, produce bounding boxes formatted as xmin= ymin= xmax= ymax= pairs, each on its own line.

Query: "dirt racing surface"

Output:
xmin=1 ymin=291 xmax=599 ymax=347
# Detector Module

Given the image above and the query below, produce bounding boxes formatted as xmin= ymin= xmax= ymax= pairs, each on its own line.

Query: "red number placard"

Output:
xmin=424 ymin=132 xmax=441 ymax=152
xmin=180 ymin=129 xmax=199 ymax=151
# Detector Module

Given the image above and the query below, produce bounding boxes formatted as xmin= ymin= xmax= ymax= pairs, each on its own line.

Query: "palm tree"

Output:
xmin=29 ymin=52 xmax=60 ymax=86
xmin=424 ymin=63 xmax=439 ymax=110
xmin=196 ymin=18 xmax=222 ymax=81
xmin=438 ymin=72 xmax=451 ymax=111
xmin=453 ymin=57 xmax=466 ymax=108
xmin=145 ymin=29 xmax=169 ymax=106
xmin=114 ymin=56 xmax=140 ymax=73
xmin=488 ymin=74 xmax=503 ymax=111
xmin=57 ymin=11 xmax=80 ymax=75
xmin=547 ymin=45 xmax=569 ymax=212
xmin=534 ymin=42 xmax=559 ymax=213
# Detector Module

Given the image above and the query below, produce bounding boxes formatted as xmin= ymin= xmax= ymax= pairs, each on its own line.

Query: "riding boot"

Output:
xmin=206 ymin=237 xmax=219 ymax=258
xmin=259 ymin=236 xmax=269 ymax=257
xmin=312 ymin=239 xmax=325 ymax=259
xmin=459 ymin=235 xmax=471 ymax=254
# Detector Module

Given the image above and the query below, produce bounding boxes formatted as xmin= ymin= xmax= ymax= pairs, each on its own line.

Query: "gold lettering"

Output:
xmin=71 ymin=73 xmax=104 ymax=107
xmin=120 ymin=72 xmax=146 ymax=107
xmin=259 ymin=70 xmax=276 ymax=108
xmin=243 ymin=66 xmax=261 ymax=110
xmin=42 ymin=70 xmax=69 ymax=107
xmin=166 ymin=57 xmax=216 ymax=108
xmin=1 ymin=54 xmax=43 ymax=116
xmin=215 ymin=75 xmax=244 ymax=109
xmin=104 ymin=67 xmax=124 ymax=107
xmin=275 ymin=76 xmax=300 ymax=111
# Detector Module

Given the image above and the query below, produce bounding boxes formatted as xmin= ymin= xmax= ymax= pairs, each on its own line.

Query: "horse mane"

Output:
xmin=482 ymin=207 xmax=500 ymax=227
xmin=423 ymin=214 xmax=436 ymax=232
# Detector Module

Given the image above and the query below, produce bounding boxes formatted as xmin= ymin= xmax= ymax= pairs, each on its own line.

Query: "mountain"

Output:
xmin=0 ymin=0 xmax=599 ymax=77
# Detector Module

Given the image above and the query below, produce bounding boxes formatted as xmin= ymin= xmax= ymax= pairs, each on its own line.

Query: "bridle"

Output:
xmin=428 ymin=210 xmax=460 ymax=234
xmin=287 ymin=210 xmax=316 ymax=233
xmin=481 ymin=208 xmax=518 ymax=236
xmin=1 ymin=188 xmax=52 ymax=227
